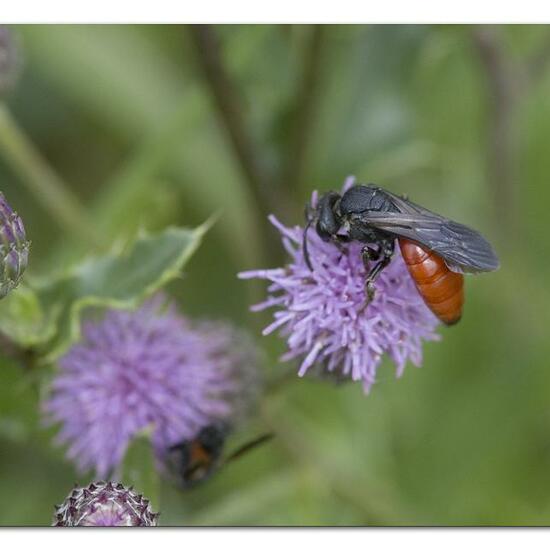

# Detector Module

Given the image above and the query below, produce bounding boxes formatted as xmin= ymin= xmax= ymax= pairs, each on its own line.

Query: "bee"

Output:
xmin=304 ymin=183 xmax=500 ymax=325
xmin=167 ymin=424 xmax=274 ymax=489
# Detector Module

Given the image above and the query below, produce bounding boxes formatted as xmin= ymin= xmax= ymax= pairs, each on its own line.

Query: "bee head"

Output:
xmin=303 ymin=192 xmax=342 ymax=271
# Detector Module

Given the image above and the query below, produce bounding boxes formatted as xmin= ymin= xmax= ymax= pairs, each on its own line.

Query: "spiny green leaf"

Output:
xmin=0 ymin=285 xmax=58 ymax=347
xmin=0 ymin=222 xmax=211 ymax=361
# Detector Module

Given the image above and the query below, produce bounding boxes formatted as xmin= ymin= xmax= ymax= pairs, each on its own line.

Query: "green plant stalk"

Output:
xmin=0 ymin=104 xmax=102 ymax=248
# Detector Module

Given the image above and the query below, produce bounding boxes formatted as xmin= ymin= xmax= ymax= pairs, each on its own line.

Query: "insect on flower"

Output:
xmin=166 ymin=423 xmax=273 ymax=489
xmin=239 ymin=178 xmax=444 ymax=393
xmin=304 ymin=181 xmax=500 ymax=324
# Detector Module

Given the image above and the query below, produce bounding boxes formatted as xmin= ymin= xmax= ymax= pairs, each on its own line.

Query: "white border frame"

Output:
xmin=0 ymin=0 xmax=550 ymax=24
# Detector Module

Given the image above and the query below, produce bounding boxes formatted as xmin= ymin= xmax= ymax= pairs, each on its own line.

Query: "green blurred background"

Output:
xmin=0 ymin=24 xmax=549 ymax=526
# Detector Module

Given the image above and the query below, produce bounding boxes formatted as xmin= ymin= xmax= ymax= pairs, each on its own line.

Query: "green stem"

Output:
xmin=281 ymin=25 xmax=326 ymax=202
xmin=0 ymin=104 xmax=102 ymax=248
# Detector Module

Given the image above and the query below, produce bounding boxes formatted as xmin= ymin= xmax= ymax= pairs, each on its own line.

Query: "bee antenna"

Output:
xmin=225 ymin=433 xmax=275 ymax=464
xmin=303 ymin=206 xmax=315 ymax=272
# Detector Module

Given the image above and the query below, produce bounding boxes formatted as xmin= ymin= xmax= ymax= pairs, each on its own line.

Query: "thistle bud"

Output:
xmin=0 ymin=26 xmax=21 ymax=97
xmin=0 ymin=192 xmax=28 ymax=299
xmin=53 ymin=481 xmax=159 ymax=527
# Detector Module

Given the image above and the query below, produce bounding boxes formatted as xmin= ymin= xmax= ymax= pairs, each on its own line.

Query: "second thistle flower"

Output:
xmin=43 ymin=296 xmax=261 ymax=478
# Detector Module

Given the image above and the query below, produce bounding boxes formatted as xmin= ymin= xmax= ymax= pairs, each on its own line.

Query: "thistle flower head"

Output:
xmin=0 ymin=26 xmax=21 ymax=97
xmin=43 ymin=297 xmax=261 ymax=477
xmin=0 ymin=191 xmax=29 ymax=299
xmin=239 ymin=177 xmax=440 ymax=393
xmin=53 ymin=481 xmax=158 ymax=526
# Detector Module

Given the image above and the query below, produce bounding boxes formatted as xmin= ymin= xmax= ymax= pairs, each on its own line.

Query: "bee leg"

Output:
xmin=363 ymin=240 xmax=395 ymax=304
xmin=168 ymin=442 xmax=187 ymax=452
xmin=365 ymin=262 xmax=387 ymax=302
xmin=361 ymin=245 xmax=381 ymax=268
xmin=331 ymin=233 xmax=351 ymax=254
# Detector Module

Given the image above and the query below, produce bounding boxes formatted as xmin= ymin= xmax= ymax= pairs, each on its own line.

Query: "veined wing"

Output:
xmin=363 ymin=209 xmax=500 ymax=273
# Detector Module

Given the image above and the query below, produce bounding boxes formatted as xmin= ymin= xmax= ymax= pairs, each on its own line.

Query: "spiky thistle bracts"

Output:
xmin=0 ymin=192 xmax=29 ymax=299
xmin=53 ymin=481 xmax=158 ymax=527
xmin=43 ymin=297 xmax=261 ymax=478
xmin=239 ymin=178 xmax=441 ymax=393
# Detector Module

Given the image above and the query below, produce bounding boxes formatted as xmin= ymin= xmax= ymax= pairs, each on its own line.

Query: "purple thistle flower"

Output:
xmin=0 ymin=191 xmax=29 ymax=299
xmin=238 ymin=177 xmax=440 ymax=394
xmin=53 ymin=481 xmax=158 ymax=526
xmin=43 ymin=297 xmax=261 ymax=478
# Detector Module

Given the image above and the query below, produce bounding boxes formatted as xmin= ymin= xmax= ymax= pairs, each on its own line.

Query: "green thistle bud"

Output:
xmin=0 ymin=192 xmax=29 ymax=299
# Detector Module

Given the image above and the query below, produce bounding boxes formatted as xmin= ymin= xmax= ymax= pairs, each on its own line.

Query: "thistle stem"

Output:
xmin=470 ymin=26 xmax=550 ymax=250
xmin=187 ymin=25 xmax=270 ymax=215
xmin=186 ymin=25 xmax=292 ymax=263
xmin=281 ymin=25 xmax=326 ymax=199
xmin=0 ymin=104 xmax=102 ymax=248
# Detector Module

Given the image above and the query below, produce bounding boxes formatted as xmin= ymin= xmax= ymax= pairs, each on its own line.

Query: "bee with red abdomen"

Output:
xmin=303 ymin=183 xmax=499 ymax=325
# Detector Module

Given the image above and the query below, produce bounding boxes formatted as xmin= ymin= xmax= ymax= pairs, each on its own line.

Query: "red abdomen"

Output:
xmin=399 ymin=238 xmax=464 ymax=325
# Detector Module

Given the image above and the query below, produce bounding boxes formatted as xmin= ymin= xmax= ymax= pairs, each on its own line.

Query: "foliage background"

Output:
xmin=0 ymin=24 xmax=549 ymax=526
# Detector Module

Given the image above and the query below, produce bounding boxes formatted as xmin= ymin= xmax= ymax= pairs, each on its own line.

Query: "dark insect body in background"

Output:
xmin=303 ymin=183 xmax=499 ymax=325
xmin=168 ymin=424 xmax=274 ymax=489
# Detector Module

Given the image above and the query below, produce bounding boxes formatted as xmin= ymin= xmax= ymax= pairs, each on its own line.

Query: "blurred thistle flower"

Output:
xmin=238 ymin=177 xmax=440 ymax=394
xmin=0 ymin=26 xmax=21 ymax=97
xmin=53 ymin=481 xmax=158 ymax=527
xmin=43 ymin=296 xmax=261 ymax=478
xmin=0 ymin=191 xmax=29 ymax=299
